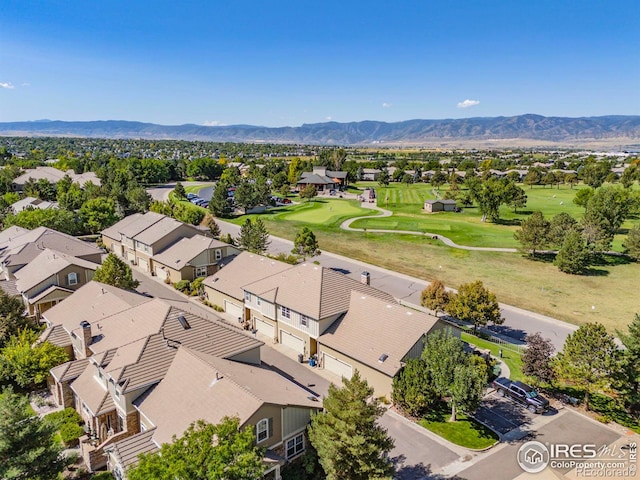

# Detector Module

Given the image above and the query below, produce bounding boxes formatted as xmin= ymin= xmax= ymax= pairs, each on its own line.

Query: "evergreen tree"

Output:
xmin=299 ymin=184 xmax=318 ymax=202
xmin=209 ymin=180 xmax=232 ymax=218
xmin=236 ymin=218 xmax=270 ymax=255
xmin=202 ymin=214 xmax=221 ymax=238
xmin=514 ymin=211 xmax=550 ymax=257
xmin=420 ymin=280 xmax=449 ymax=317
xmin=0 ymin=290 xmax=31 ymax=348
xmin=0 ymin=386 xmax=67 ymax=480
xmin=554 ymin=230 xmax=590 ymax=274
xmin=392 ymin=358 xmax=437 ymax=416
xmin=79 ymin=197 xmax=119 ymax=234
xmin=93 ymin=253 xmax=140 ymax=290
xmin=292 ymin=227 xmax=320 ymax=258
xmin=308 ymin=371 xmax=394 ymax=480
xmin=623 ymin=225 xmax=640 ymax=261
xmin=173 ymin=181 xmax=186 ymax=200
xmin=129 ymin=417 xmax=264 ymax=480
xmin=554 ymin=322 xmax=619 ymax=411
xmin=616 ymin=314 xmax=640 ymax=413
xmin=548 ymin=212 xmax=578 ymax=249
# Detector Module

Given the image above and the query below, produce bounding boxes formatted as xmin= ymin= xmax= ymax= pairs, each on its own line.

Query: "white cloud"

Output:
xmin=326 ymin=116 xmax=332 ymax=121
xmin=457 ymin=99 xmax=480 ymax=108
xmin=0 ymin=82 xmax=15 ymax=89
xmin=203 ymin=120 xmax=224 ymax=126
xmin=382 ymin=102 xmax=392 ymax=108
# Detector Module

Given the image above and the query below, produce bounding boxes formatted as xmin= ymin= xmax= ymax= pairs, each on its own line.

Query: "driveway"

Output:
xmin=474 ymin=392 xmax=536 ymax=435
xmin=379 ymin=410 xmax=462 ymax=480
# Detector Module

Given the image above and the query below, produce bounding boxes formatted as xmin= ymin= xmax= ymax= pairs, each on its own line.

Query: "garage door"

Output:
xmin=156 ymin=267 xmax=168 ymax=281
xmin=323 ymin=353 xmax=353 ymax=379
xmin=280 ymin=330 xmax=305 ymax=354
xmin=224 ymin=300 xmax=243 ymax=320
xmin=138 ymin=257 xmax=149 ymax=272
xmin=255 ymin=318 xmax=274 ymax=339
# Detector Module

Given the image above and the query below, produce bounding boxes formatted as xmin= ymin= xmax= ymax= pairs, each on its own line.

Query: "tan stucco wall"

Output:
xmin=319 ymin=344 xmax=394 ymax=399
xmin=278 ymin=321 xmax=313 ymax=357
xmin=246 ymin=404 xmax=283 ymax=448
xmin=203 ymin=288 xmax=243 ymax=313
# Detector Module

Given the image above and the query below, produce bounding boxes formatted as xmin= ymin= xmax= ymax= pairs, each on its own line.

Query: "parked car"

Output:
xmin=492 ymin=377 xmax=550 ymax=413
xmin=190 ymin=197 xmax=202 ymax=204
xmin=186 ymin=193 xmax=197 ymax=199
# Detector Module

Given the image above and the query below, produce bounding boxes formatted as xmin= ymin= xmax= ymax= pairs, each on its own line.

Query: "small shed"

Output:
xmin=424 ymin=199 xmax=457 ymax=213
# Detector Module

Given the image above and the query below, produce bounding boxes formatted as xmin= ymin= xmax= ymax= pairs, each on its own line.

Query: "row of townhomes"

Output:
xmin=202 ymin=251 xmax=446 ymax=399
xmin=17 ymin=210 xmax=447 ymax=479
xmin=101 ymin=211 xmax=239 ymax=282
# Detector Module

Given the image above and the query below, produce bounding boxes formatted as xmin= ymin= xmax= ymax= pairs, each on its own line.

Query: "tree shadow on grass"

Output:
xmin=526 ymin=253 xmax=556 ymax=264
xmin=494 ymin=218 xmax=522 ymax=226
xmin=582 ymin=267 xmax=610 ymax=277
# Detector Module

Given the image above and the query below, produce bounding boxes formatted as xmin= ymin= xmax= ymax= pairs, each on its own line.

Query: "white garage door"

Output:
xmin=224 ymin=300 xmax=243 ymax=319
xmin=323 ymin=353 xmax=353 ymax=379
xmin=255 ymin=318 xmax=274 ymax=339
xmin=138 ymin=257 xmax=149 ymax=271
xmin=280 ymin=330 xmax=305 ymax=354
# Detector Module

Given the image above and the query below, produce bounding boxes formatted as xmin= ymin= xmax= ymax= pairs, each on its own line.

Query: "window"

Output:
xmin=215 ymin=249 xmax=222 ymax=260
xmin=117 ymin=414 xmax=124 ymax=432
xmin=256 ymin=297 xmax=261 ymax=306
xmin=286 ymin=433 xmax=305 ymax=459
xmin=281 ymin=306 xmax=290 ymax=319
xmin=195 ymin=266 xmax=207 ymax=277
xmin=245 ymin=291 xmax=251 ymax=302
xmin=256 ymin=418 xmax=271 ymax=443
xmin=67 ymin=272 xmax=78 ymax=286
xmin=300 ymin=315 xmax=309 ymax=327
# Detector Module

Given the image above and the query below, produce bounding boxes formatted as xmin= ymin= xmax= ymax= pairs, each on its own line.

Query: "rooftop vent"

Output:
xmin=177 ymin=315 xmax=191 ymax=330
xmin=378 ymin=353 xmax=389 ymax=363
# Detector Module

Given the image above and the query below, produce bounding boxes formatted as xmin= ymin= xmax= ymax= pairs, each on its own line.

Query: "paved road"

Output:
xmin=147 ymin=184 xmax=577 ymax=350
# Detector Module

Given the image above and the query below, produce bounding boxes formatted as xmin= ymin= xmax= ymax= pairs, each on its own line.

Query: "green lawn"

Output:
xmin=419 ymin=402 xmax=499 ymax=449
xmin=350 ymin=182 xmax=637 ymax=250
xmin=460 ymin=332 xmax=524 ymax=381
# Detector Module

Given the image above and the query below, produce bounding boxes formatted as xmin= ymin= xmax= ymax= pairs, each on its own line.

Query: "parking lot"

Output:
xmin=474 ymin=391 xmax=560 ymax=435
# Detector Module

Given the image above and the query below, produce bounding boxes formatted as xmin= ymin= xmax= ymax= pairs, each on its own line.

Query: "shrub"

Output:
xmin=174 ymin=280 xmax=191 ymax=293
xmin=190 ymin=277 xmax=204 ymax=296
xmin=45 ymin=407 xmax=82 ymax=429
xmin=213 ymin=304 xmax=224 ymax=312
xmin=59 ymin=422 xmax=84 ymax=446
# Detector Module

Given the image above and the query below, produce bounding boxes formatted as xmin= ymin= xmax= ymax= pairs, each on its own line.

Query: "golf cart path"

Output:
xmin=341 ymin=202 xmax=518 ymax=253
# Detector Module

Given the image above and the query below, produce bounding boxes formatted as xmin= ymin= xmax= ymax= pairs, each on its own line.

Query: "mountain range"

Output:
xmin=1 ymin=115 xmax=639 ymax=147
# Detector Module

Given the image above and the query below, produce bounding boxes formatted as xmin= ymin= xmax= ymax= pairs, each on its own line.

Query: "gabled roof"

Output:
xmin=39 ymin=324 xmax=72 ymax=348
xmin=133 ymin=216 xmax=192 ymax=246
xmin=243 ymin=263 xmax=395 ymax=320
xmin=28 ymin=284 xmax=74 ymax=304
xmin=50 ymin=358 xmax=90 ymax=383
xmin=425 ymin=199 xmax=457 ymax=205
xmin=136 ymin=347 xmax=320 ymax=446
xmin=11 ymin=196 xmax=57 ymax=214
xmin=107 ymin=429 xmax=158 ymax=470
xmin=101 ymin=213 xmax=145 ymax=240
xmin=319 ymin=292 xmax=441 ymax=377
xmin=43 ymin=281 xmax=151 ymax=333
xmin=297 ymin=173 xmax=335 ymax=185
xmin=12 ymin=167 xmax=100 ymax=187
xmin=0 ymin=226 xmax=102 ymax=268
xmin=70 ymin=363 xmax=115 ymax=416
xmin=112 ymin=212 xmax=165 ymax=240
xmin=203 ymin=251 xmax=292 ymax=301
xmin=152 ymin=235 xmax=229 ymax=270
xmin=15 ymin=248 xmax=98 ymax=293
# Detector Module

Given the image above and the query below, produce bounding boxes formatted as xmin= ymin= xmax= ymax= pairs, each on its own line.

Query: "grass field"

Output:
xmin=350 ymin=182 xmax=637 ymax=250
xmin=460 ymin=333 xmax=524 ymax=381
xmin=419 ymin=402 xmax=499 ymax=449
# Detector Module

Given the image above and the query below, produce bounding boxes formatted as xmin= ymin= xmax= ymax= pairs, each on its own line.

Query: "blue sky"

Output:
xmin=1 ymin=0 xmax=638 ymax=126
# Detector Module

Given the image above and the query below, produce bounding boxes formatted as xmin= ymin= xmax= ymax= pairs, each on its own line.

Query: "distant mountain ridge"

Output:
xmin=1 ymin=115 xmax=639 ymax=146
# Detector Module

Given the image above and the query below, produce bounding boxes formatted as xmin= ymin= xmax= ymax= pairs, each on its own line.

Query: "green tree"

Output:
xmin=236 ymin=218 xmax=270 ymax=255
xmin=573 ymin=187 xmax=594 ymax=211
xmin=584 ymin=186 xmax=632 ymax=237
xmin=186 ymin=158 xmax=223 ymax=180
xmin=377 ymin=169 xmax=390 ymax=187
xmin=173 ymin=181 xmax=187 ymax=200
xmin=308 ymin=371 xmax=394 ymax=480
xmin=471 ymin=178 xmax=505 ymax=223
xmin=0 ymin=330 xmax=68 ymax=388
xmin=292 ymin=227 xmax=321 ymax=258
xmin=523 ymin=170 xmax=541 ymax=189
xmin=522 ymin=333 xmax=556 ymax=386
xmin=57 ymin=182 xmax=85 ymax=211
xmin=615 ymin=314 xmax=640 ymax=413
xmin=209 ymin=180 xmax=232 ymax=218
xmin=173 ymin=203 xmax=205 ymax=225
xmin=554 ymin=322 xmax=619 ymax=411
xmin=79 ymin=197 xmax=119 ymax=234
xmin=503 ymin=182 xmax=527 ymax=212
xmin=392 ymin=358 xmax=437 ymax=417
xmin=565 ymin=172 xmax=578 ymax=188
xmin=149 ymin=200 xmax=174 ymax=217
xmin=271 ymin=171 xmax=288 ymax=190
xmin=548 ymin=212 xmax=578 ymax=249
xmin=446 ymin=281 xmax=503 ymax=334
xmin=420 ymin=280 xmax=449 ymax=317
xmin=128 ymin=417 xmax=264 ymax=480
xmin=125 ymin=186 xmax=152 ymax=214
xmin=0 ymin=386 xmax=67 ymax=480
xmin=514 ymin=211 xmax=550 ymax=257
xmin=581 ymin=162 xmax=610 ymax=188
xmin=299 ymin=184 xmax=318 ymax=202
xmin=430 ymin=170 xmax=447 ymax=191
xmin=554 ymin=230 xmax=590 ymax=274
xmin=4 ymin=208 xmax=81 ymax=235
xmin=233 ymin=181 xmax=257 ymax=214
xmin=422 ymin=329 xmax=485 ymax=422
xmin=620 ymin=165 xmax=638 ymax=189
xmin=93 ymin=253 xmax=140 ymax=290
xmin=0 ymin=290 xmax=31 ymax=348
xmin=623 ymin=225 xmax=640 ymax=261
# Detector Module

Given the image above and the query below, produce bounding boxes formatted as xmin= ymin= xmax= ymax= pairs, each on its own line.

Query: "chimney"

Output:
xmin=361 ymin=271 xmax=370 ymax=285
xmin=80 ymin=321 xmax=92 ymax=357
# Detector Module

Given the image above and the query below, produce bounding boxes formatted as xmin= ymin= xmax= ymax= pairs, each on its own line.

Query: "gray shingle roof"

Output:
xmin=107 ymin=429 xmax=158 ymax=470
xmin=152 ymin=234 xmax=228 ymax=270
